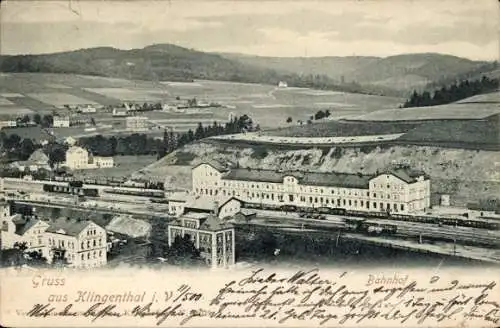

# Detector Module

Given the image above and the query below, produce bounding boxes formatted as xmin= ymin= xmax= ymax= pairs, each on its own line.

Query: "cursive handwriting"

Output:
xmin=21 ymin=269 xmax=500 ymax=326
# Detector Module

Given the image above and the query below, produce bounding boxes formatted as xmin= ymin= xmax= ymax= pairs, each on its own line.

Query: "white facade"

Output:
xmin=1 ymin=217 xmax=49 ymax=254
xmin=91 ymin=156 xmax=114 ymax=168
xmin=126 ymin=116 xmax=149 ymax=131
xmin=192 ymin=163 xmax=431 ymax=214
xmin=218 ymin=198 xmax=242 ymax=219
xmin=65 ymin=146 xmax=89 ymax=170
xmin=78 ymin=105 xmax=97 ymax=113
xmin=65 ymin=146 xmax=113 ymax=170
xmin=0 ymin=215 xmax=107 ymax=269
xmin=53 ymin=116 xmax=70 ymax=128
xmin=167 ymin=213 xmax=235 ymax=268
xmin=45 ymin=221 xmax=107 ymax=268
xmin=0 ymin=120 xmax=17 ymax=128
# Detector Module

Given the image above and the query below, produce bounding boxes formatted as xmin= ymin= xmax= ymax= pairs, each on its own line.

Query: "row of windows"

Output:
xmin=47 ymin=238 xmax=103 ymax=249
xmin=79 ymin=250 xmax=104 ymax=261
xmin=219 ymin=181 xmax=370 ymax=196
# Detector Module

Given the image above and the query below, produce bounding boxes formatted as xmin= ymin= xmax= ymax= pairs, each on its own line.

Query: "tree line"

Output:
xmin=403 ymin=76 xmax=499 ymax=108
xmin=78 ymin=114 xmax=258 ymax=158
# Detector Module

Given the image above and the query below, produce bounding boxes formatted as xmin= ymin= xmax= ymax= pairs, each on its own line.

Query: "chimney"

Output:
xmin=213 ymin=201 xmax=219 ymax=217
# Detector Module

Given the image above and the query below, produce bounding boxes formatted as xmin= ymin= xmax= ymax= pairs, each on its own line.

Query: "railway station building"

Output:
xmin=192 ymin=162 xmax=431 ymax=214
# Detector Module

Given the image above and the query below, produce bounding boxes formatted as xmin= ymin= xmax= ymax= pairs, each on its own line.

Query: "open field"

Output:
xmin=83 ymin=88 xmax=168 ymax=102
xmin=0 ymin=105 xmax=33 ymax=115
xmin=262 ymin=120 xmax=418 ymax=138
xmin=456 ymin=90 xmax=500 ymax=104
xmin=350 ymin=102 xmax=500 ymax=121
xmin=27 ymin=92 xmax=99 ymax=107
xmin=72 ymin=155 xmax=158 ymax=180
xmin=0 ymin=97 xmax=14 ymax=105
xmin=0 ymin=73 xmax=404 ymax=129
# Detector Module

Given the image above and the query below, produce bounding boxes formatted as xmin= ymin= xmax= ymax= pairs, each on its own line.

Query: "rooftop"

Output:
xmin=45 ymin=217 xmax=94 ymax=237
xmin=174 ymin=213 xmax=233 ymax=232
xmin=222 ymin=168 xmax=373 ymax=189
xmin=192 ymin=159 xmax=230 ymax=173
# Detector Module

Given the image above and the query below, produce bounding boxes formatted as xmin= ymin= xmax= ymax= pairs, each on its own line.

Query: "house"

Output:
xmin=112 ymin=108 xmax=129 ymax=117
xmin=278 ymin=81 xmax=288 ymax=88
xmin=167 ymin=212 xmax=235 ymax=268
xmin=0 ymin=115 xmax=17 ymax=129
xmin=9 ymin=149 xmax=51 ymax=172
xmin=53 ymin=115 xmax=70 ymax=128
xmin=77 ymin=105 xmax=97 ymax=113
xmin=126 ymin=116 xmax=149 ymax=131
xmin=166 ymin=192 xmax=242 ymax=219
xmin=89 ymin=155 xmax=114 ymax=168
xmin=0 ymin=214 xmax=108 ymax=269
xmin=192 ymin=163 xmax=431 ymax=214
xmin=64 ymin=146 xmax=114 ymax=170
xmin=0 ymin=215 xmax=50 ymax=254
xmin=45 ymin=218 xmax=107 ymax=268
xmin=65 ymin=146 xmax=89 ymax=170
xmin=64 ymin=136 xmax=77 ymax=146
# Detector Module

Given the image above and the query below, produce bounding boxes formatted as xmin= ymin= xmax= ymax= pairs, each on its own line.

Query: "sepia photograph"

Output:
xmin=0 ymin=0 xmax=499 ymax=326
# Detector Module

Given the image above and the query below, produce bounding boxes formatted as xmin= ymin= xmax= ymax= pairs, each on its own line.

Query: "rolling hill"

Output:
xmin=220 ymin=52 xmax=492 ymax=94
xmin=0 ymin=44 xmax=396 ymax=96
xmin=1 ymin=44 xmax=495 ymax=96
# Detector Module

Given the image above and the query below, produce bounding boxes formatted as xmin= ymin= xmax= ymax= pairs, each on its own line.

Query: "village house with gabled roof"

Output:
xmin=10 ymin=148 xmax=51 ymax=172
xmin=0 ymin=208 xmax=107 ymax=268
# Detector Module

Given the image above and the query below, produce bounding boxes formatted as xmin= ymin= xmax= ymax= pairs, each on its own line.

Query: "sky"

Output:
xmin=1 ymin=0 xmax=498 ymax=60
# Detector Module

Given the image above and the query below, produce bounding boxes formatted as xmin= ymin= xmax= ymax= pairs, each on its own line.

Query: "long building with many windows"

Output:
xmin=192 ymin=162 xmax=431 ymax=214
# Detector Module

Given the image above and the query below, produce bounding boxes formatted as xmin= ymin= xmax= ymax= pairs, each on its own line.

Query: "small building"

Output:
xmin=65 ymin=146 xmax=89 ymax=170
xmin=126 ymin=116 xmax=149 ymax=131
xmin=65 ymin=146 xmax=113 ymax=170
xmin=278 ymin=81 xmax=288 ymax=88
xmin=166 ymin=193 xmax=242 ymax=219
xmin=440 ymin=194 xmax=451 ymax=207
xmin=0 ymin=115 xmax=17 ymax=129
xmin=233 ymin=209 xmax=257 ymax=222
xmin=112 ymin=108 xmax=129 ymax=117
xmin=167 ymin=212 xmax=235 ymax=268
xmin=77 ymin=105 xmax=97 ymax=113
xmin=90 ymin=156 xmax=114 ymax=168
xmin=53 ymin=115 xmax=70 ymax=128
xmin=64 ymin=136 xmax=77 ymax=146
xmin=9 ymin=149 xmax=51 ymax=172
xmin=0 ymin=215 xmax=50 ymax=254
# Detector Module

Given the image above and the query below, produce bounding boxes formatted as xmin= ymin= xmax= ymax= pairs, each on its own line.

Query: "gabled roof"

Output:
xmin=192 ymin=159 xmax=229 ymax=172
xmin=66 ymin=146 xmax=87 ymax=154
xmin=45 ymin=218 xmax=95 ymax=237
xmin=198 ymin=214 xmax=233 ymax=232
xmin=27 ymin=149 xmax=49 ymax=164
xmin=221 ymin=168 xmax=373 ymax=189
xmin=15 ymin=218 xmax=49 ymax=236
xmin=379 ymin=168 xmax=428 ymax=184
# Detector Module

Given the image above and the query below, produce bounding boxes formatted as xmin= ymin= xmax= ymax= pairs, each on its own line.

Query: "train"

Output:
xmin=103 ymin=188 xmax=165 ymax=199
xmin=239 ymin=201 xmax=500 ymax=230
xmin=42 ymin=182 xmax=99 ymax=197
xmin=343 ymin=218 xmax=398 ymax=235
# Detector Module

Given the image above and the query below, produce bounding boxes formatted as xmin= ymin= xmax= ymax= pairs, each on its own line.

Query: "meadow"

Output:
xmin=71 ymin=155 xmax=158 ymax=180
xmin=0 ymin=73 xmax=404 ymax=130
xmin=350 ymin=102 xmax=500 ymax=121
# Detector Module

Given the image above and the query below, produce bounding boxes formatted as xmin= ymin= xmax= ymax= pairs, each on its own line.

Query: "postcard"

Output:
xmin=0 ymin=0 xmax=499 ymax=327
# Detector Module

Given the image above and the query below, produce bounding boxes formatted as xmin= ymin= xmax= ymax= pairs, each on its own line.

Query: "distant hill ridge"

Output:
xmin=0 ymin=43 xmax=495 ymax=96
xmin=220 ymin=52 xmax=494 ymax=93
